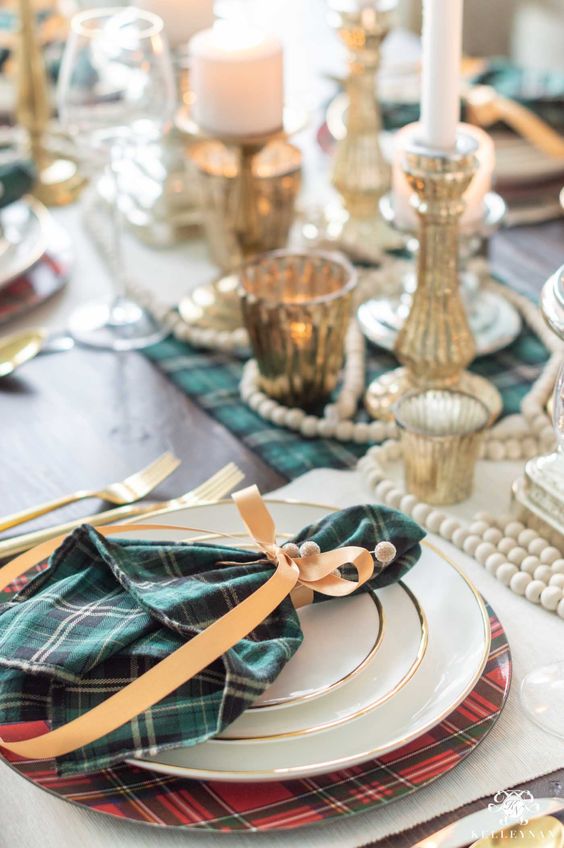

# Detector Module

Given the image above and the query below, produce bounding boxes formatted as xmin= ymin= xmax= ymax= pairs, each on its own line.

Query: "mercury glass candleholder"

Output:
xmin=239 ymin=250 xmax=357 ymax=407
xmin=395 ymin=389 xmax=489 ymax=505
xmin=358 ymin=189 xmax=522 ymax=357
xmin=301 ymin=0 xmax=398 ymax=261
xmin=191 ymin=139 xmax=302 ymax=271
xmin=365 ymin=131 xmax=503 ymax=422
xmin=179 ymin=107 xmax=304 ymax=271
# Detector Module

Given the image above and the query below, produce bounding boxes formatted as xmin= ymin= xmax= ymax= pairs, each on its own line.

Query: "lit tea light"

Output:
xmin=289 ymin=321 xmax=313 ymax=347
xmin=190 ymin=21 xmax=284 ymax=137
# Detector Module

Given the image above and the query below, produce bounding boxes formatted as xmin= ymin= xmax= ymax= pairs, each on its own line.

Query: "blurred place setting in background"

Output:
xmin=0 ymin=1 xmax=563 ymax=848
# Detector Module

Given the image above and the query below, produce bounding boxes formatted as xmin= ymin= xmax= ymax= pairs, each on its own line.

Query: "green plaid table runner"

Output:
xmin=144 ymin=322 xmax=548 ymax=483
xmin=0 ymin=505 xmax=424 ymax=775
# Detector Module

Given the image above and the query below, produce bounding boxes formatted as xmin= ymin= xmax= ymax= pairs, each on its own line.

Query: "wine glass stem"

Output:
xmin=107 ymin=143 xmax=127 ymax=303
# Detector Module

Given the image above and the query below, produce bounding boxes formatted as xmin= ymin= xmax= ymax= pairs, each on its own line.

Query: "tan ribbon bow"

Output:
xmin=0 ymin=485 xmax=373 ymax=760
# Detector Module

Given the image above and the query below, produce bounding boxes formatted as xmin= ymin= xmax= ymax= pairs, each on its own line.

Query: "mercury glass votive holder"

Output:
xmin=394 ymin=389 xmax=490 ymax=505
xmin=190 ymin=139 xmax=302 ymax=270
xmin=239 ymin=250 xmax=357 ymax=407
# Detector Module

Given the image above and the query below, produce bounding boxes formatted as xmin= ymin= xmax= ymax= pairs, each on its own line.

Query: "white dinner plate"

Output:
xmin=118 ymin=500 xmax=489 ymax=782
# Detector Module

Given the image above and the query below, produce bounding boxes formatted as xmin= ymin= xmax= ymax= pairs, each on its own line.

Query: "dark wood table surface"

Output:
xmin=1 ymin=215 xmax=563 ymax=846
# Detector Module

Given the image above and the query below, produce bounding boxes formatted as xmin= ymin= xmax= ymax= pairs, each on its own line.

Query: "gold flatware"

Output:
xmin=0 ymin=328 xmax=75 ymax=379
xmin=0 ymin=462 xmax=244 ymax=558
xmin=0 ymin=328 xmax=46 ymax=378
xmin=470 ymin=817 xmax=564 ymax=848
xmin=466 ymin=85 xmax=564 ymax=160
xmin=0 ymin=452 xmax=182 ymax=533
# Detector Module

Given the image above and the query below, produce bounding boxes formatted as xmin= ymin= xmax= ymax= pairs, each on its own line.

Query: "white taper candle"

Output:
xmin=419 ymin=0 xmax=464 ymax=150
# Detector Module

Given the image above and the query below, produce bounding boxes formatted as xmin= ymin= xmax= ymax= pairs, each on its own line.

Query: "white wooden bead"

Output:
xmin=498 ymin=538 xmax=516 ymax=556
xmin=507 ymin=547 xmax=528 ymax=566
xmin=486 ymin=441 xmax=505 ymax=461
xmin=540 ymin=586 xmax=563 ymax=611
xmin=412 ymin=504 xmax=432 ymax=525
xmin=353 ymin=423 xmax=371 ymax=444
xmin=529 ymin=537 xmax=549 ymax=556
xmin=335 ymin=420 xmax=354 ymax=441
xmin=549 ymin=574 xmax=564 ymax=589
xmin=399 ymin=494 xmax=418 ymax=515
xmin=463 ymin=535 xmax=482 ymax=556
xmin=517 ymin=529 xmax=537 ymax=548
xmin=521 ymin=437 xmax=539 ymax=458
xmin=317 ymin=420 xmax=336 ymax=438
xmin=386 ymin=489 xmax=404 ymax=509
xmin=540 ymin=546 xmax=562 ymax=565
xmin=521 ymin=555 xmax=540 ymax=575
xmin=534 ymin=564 xmax=553 ymax=583
xmin=485 ymin=553 xmax=506 ymax=574
xmin=558 ymin=598 xmax=564 ymax=620
xmin=483 ymin=527 xmax=503 ymax=545
xmin=531 ymin=414 xmax=548 ymax=434
xmin=439 ymin=518 xmax=460 ymax=541
xmin=496 ymin=514 xmax=515 ymax=530
xmin=426 ymin=510 xmax=446 ymax=533
xmin=452 ymin=527 xmax=469 ymax=548
xmin=468 ymin=521 xmax=489 ymax=537
xmin=525 ymin=579 xmax=545 ymax=604
xmin=552 ymin=559 xmax=564 ymax=574
xmin=375 ymin=480 xmax=395 ymax=500
xmin=504 ymin=521 xmax=525 ymax=539
xmin=475 ymin=542 xmax=497 ymax=565
xmin=300 ymin=416 xmax=319 ymax=438
xmin=286 ymin=408 xmax=305 ymax=428
xmin=510 ymin=571 xmax=532 ymax=595
xmin=475 ymin=511 xmax=496 ymax=524
xmin=367 ymin=469 xmax=383 ymax=488
xmin=369 ymin=422 xmax=386 ymax=441
xmin=258 ymin=398 xmax=276 ymax=417
xmin=505 ymin=439 xmax=523 ymax=460
xmin=497 ymin=563 xmax=519 ymax=585
xmin=271 ymin=407 xmax=287 ymax=426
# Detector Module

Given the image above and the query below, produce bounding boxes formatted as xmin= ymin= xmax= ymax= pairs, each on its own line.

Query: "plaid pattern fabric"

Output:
xmin=1 ymin=605 xmax=510 ymax=833
xmin=144 ymin=322 xmax=549 ymax=483
xmin=0 ymin=505 xmax=424 ymax=775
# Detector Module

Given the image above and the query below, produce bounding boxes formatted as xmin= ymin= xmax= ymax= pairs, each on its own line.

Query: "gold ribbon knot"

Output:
xmin=0 ymin=485 xmax=373 ymax=760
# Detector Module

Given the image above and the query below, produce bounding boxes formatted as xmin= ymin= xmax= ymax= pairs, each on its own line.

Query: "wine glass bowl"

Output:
xmin=57 ymin=7 xmax=175 ymax=350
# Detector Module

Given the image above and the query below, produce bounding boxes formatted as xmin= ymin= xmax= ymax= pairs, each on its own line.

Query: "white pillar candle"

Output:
xmin=392 ymin=122 xmax=495 ymax=229
xmin=190 ymin=22 xmax=283 ymax=137
xmin=134 ymin=0 xmax=214 ymax=49
xmin=420 ymin=0 xmax=464 ymax=150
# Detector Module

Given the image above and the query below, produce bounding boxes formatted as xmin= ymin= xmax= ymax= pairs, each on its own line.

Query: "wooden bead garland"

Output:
xmin=358 ymin=441 xmax=564 ymax=617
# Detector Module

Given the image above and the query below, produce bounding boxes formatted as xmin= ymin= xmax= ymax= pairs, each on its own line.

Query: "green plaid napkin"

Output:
xmin=0 ymin=504 xmax=424 ymax=775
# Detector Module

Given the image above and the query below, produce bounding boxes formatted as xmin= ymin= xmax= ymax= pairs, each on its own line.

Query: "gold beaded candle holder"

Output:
xmin=179 ymin=109 xmax=304 ymax=271
xmin=365 ymin=132 xmax=503 ymax=421
xmin=239 ymin=250 xmax=357 ymax=408
xmin=395 ymin=389 xmax=490 ymax=505
xmin=303 ymin=0 xmax=398 ymax=261
xmin=16 ymin=0 xmax=84 ymax=206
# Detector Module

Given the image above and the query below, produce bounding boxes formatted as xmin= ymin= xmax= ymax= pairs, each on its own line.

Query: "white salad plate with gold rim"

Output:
xmin=117 ymin=500 xmax=490 ymax=782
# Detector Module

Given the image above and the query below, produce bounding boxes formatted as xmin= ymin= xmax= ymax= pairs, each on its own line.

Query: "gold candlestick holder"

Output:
xmin=178 ymin=107 xmax=304 ymax=271
xmin=365 ymin=132 xmax=503 ymax=421
xmin=15 ymin=0 xmax=84 ymax=206
xmin=302 ymin=0 xmax=399 ymax=262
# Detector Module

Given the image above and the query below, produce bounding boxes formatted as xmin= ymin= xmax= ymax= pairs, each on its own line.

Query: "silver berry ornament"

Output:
xmin=374 ymin=541 xmax=397 ymax=566
xmin=281 ymin=542 xmax=300 ymax=558
xmin=299 ymin=540 xmax=321 ymax=558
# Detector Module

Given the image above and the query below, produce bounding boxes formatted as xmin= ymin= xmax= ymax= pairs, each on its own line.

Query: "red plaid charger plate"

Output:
xmin=0 ymin=603 xmax=510 ymax=833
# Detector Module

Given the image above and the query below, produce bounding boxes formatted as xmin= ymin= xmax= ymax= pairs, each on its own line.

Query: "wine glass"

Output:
xmin=57 ymin=7 xmax=175 ymax=350
xmin=520 ymin=264 xmax=564 ymax=739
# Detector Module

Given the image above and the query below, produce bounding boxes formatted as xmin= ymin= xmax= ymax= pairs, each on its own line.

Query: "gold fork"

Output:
xmin=0 ymin=462 xmax=245 ymax=558
xmin=0 ymin=452 xmax=181 ymax=534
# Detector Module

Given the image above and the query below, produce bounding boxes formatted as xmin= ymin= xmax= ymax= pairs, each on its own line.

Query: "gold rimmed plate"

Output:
xmin=121 ymin=501 xmax=490 ymax=782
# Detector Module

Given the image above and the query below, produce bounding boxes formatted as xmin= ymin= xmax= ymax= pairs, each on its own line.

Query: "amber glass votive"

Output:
xmin=190 ymin=139 xmax=302 ymax=270
xmin=394 ymin=389 xmax=489 ymax=505
xmin=239 ymin=250 xmax=357 ymax=407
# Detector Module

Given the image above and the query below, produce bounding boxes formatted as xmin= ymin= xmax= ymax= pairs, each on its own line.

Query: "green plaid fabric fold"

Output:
xmin=0 ymin=504 xmax=424 ymax=775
